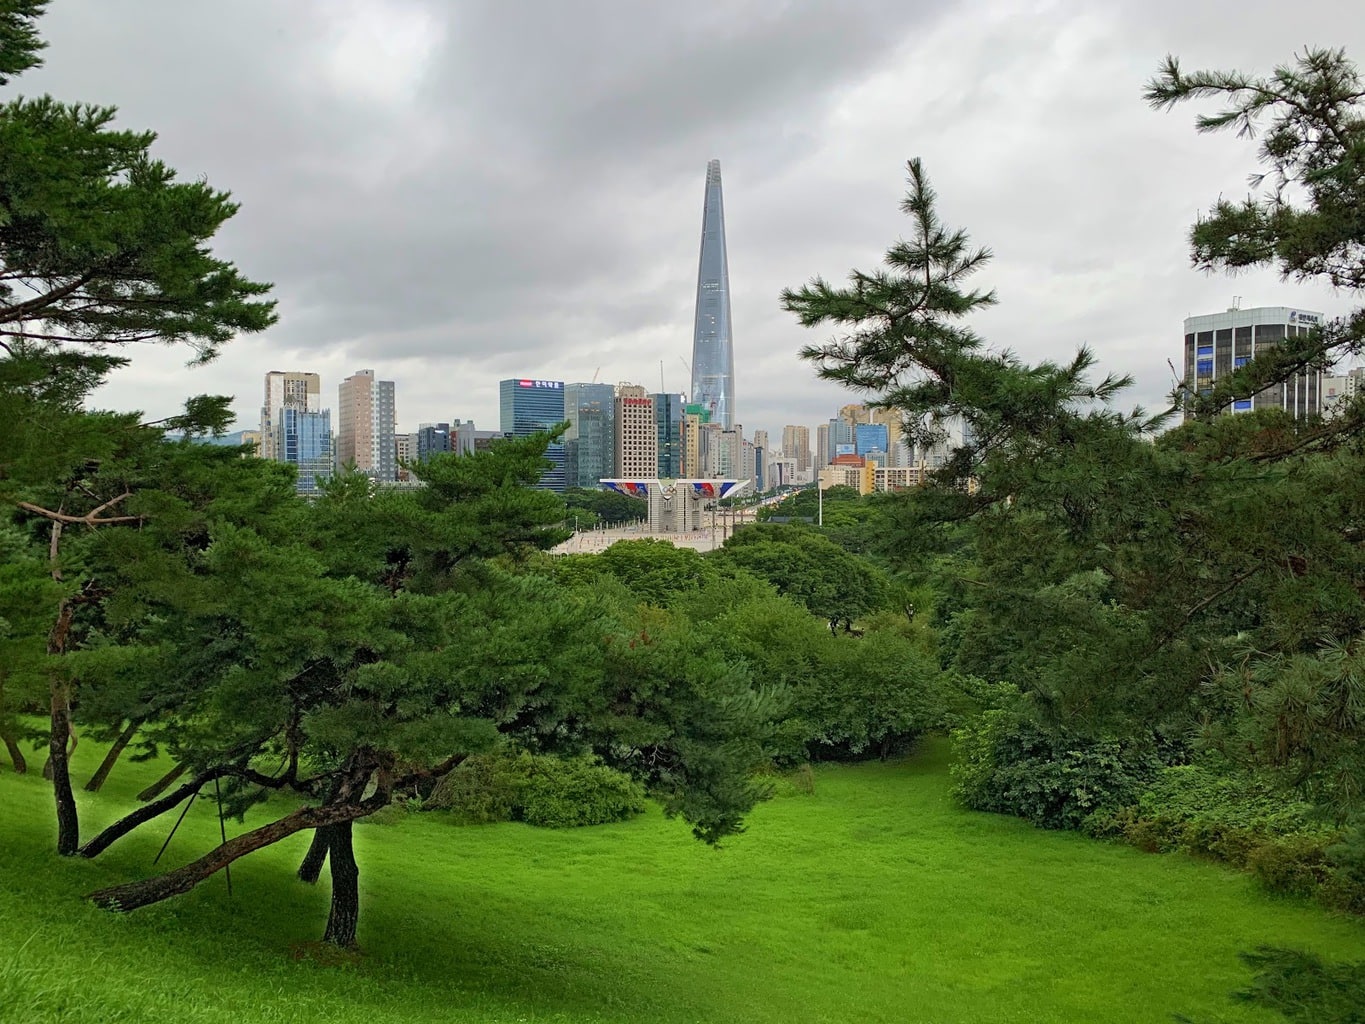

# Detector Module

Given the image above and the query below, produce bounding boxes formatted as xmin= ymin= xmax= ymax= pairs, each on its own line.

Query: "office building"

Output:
xmin=855 ymin=423 xmax=889 ymax=457
xmin=752 ymin=429 xmax=769 ymax=453
xmin=279 ymin=407 xmax=332 ymax=494
xmin=500 ymin=378 xmax=566 ymax=491
xmin=614 ymin=385 xmax=657 ymax=478
xmin=1183 ymin=305 xmax=1325 ymax=419
xmin=562 ymin=384 xmax=614 ymax=489
xmin=680 ymin=402 xmax=711 ymax=477
xmin=690 ymin=160 xmax=736 ymax=428
xmin=261 ymin=371 xmax=321 ymax=462
xmin=415 ymin=423 xmax=452 ymax=461
xmin=653 ymin=392 xmax=684 ymax=479
xmin=337 ymin=370 xmax=397 ymax=482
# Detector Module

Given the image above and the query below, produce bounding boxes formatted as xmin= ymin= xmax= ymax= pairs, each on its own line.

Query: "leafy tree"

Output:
xmin=563 ymin=486 xmax=648 ymax=525
xmin=0 ymin=0 xmax=274 ymax=850
xmin=0 ymin=3 xmax=276 ymax=360
xmin=712 ymin=523 xmax=889 ymax=626
xmin=76 ymin=440 xmax=784 ymax=948
xmin=554 ymin=538 xmax=725 ymax=607
xmin=781 ymin=50 xmax=1365 ymax=829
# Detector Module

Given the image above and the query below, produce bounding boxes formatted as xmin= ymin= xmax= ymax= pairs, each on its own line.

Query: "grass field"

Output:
xmin=2 ymin=738 xmax=1362 ymax=1024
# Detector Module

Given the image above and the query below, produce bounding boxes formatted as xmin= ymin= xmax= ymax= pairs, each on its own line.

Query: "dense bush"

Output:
xmin=1096 ymin=761 xmax=1365 ymax=914
xmin=950 ymin=709 xmax=1161 ymax=830
xmin=425 ymin=751 xmax=647 ymax=828
xmin=801 ymin=629 xmax=943 ymax=761
xmin=519 ymin=755 xmax=648 ymax=828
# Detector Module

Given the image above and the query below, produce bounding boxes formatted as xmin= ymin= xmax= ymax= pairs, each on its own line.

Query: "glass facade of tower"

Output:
xmin=499 ymin=378 xmax=566 ymax=491
xmin=564 ymin=383 xmax=615 ymax=489
xmin=690 ymin=160 xmax=735 ymax=429
xmin=280 ymin=407 xmax=332 ymax=495
xmin=652 ymin=392 xmax=684 ymax=479
xmin=855 ymin=423 xmax=888 ymax=456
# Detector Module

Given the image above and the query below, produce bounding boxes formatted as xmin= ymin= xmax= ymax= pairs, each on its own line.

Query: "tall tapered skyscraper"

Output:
xmin=691 ymin=159 xmax=735 ymax=429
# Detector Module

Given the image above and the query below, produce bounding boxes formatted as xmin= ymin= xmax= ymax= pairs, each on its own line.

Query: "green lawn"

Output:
xmin=2 ymin=739 xmax=1362 ymax=1024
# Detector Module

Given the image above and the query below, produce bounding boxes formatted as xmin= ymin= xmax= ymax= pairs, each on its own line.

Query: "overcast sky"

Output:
xmin=15 ymin=0 xmax=1364 ymax=442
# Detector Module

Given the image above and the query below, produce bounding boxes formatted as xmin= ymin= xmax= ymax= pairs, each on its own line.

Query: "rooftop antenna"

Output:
xmin=1230 ymin=295 xmax=1242 ymax=311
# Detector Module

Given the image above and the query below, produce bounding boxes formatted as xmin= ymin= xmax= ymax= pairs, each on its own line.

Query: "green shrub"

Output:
xmin=519 ymin=755 xmax=647 ymax=828
xmin=1248 ymin=836 xmax=1334 ymax=899
xmin=950 ymin=709 xmax=1159 ymax=831
xmin=425 ymin=753 xmax=527 ymax=823
xmin=1111 ymin=762 xmax=1365 ymax=914
xmin=425 ymin=750 xmax=647 ymax=828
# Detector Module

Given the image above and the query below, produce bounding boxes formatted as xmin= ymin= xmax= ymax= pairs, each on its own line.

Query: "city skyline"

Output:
xmin=32 ymin=2 xmax=1358 ymax=443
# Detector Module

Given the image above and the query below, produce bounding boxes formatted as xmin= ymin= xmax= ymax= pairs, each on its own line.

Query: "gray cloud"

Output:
xmin=12 ymin=0 xmax=1365 ymax=442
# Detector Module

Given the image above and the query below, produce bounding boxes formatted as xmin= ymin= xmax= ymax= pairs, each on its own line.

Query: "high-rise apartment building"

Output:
xmin=691 ymin=160 xmax=736 ymax=429
xmin=564 ymin=383 xmax=615 ymax=489
xmin=500 ymin=378 xmax=567 ymax=490
xmin=395 ymin=432 xmax=418 ymax=481
xmin=1183 ymin=306 xmax=1325 ymax=419
xmin=337 ymin=370 xmax=396 ymax=482
xmin=614 ymin=385 xmax=657 ymax=478
xmin=781 ymin=425 xmax=811 ymax=474
xmin=816 ymin=423 xmax=831 ymax=469
xmin=752 ymin=429 xmax=769 ymax=453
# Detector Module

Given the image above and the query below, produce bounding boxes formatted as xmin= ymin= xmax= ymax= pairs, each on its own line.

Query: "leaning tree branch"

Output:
xmin=17 ymin=494 xmax=143 ymax=527
xmin=87 ymin=787 xmax=394 ymax=913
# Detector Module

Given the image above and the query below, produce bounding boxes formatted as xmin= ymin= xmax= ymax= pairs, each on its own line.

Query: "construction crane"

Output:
xmin=590 ymin=366 xmax=601 ymax=385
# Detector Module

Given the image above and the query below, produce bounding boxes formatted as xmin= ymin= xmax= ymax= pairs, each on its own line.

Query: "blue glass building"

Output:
xmin=690 ymin=160 xmax=735 ymax=429
xmin=499 ymin=378 xmax=566 ymax=491
xmin=564 ymin=383 xmax=615 ymax=489
xmin=855 ymin=423 xmax=889 ymax=457
xmin=652 ymin=392 xmax=684 ymax=479
xmin=280 ymin=407 xmax=332 ymax=495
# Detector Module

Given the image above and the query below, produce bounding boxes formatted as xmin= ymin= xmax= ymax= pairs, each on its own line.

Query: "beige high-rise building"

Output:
xmin=781 ymin=425 xmax=811 ymax=473
xmin=816 ymin=422 xmax=831 ymax=468
xmin=838 ymin=403 xmax=870 ymax=426
xmin=337 ymin=369 xmax=397 ymax=482
xmin=752 ymin=429 xmax=769 ymax=453
xmin=260 ymin=371 xmax=321 ymax=461
xmin=681 ymin=411 xmax=705 ymax=477
xmin=614 ymin=384 xmax=657 ymax=477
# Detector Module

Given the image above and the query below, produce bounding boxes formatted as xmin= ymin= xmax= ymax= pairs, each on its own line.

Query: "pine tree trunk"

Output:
xmin=1 ymin=728 xmax=25 ymax=774
xmin=137 ymin=763 xmax=187 ymax=802
xmin=81 ymin=767 xmax=224 ymax=859
xmin=321 ymin=821 xmax=360 ymax=948
xmin=87 ymin=800 xmax=375 ymax=912
xmin=297 ymin=825 xmax=332 ymax=883
xmin=84 ymin=720 xmax=137 ymax=792
xmin=49 ymin=680 xmax=78 ymax=855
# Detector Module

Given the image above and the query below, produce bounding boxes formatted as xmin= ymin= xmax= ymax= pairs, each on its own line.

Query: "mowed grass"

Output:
xmin=2 ymin=739 xmax=1363 ymax=1024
